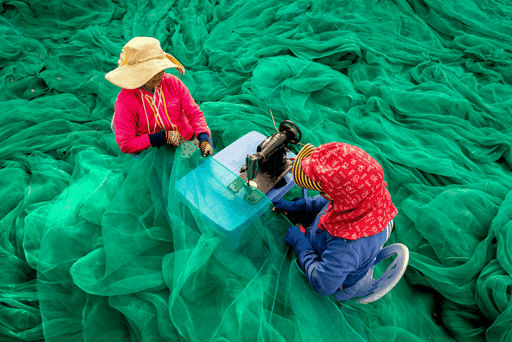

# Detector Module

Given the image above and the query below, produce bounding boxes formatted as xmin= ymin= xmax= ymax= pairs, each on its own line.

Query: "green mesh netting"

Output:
xmin=1 ymin=0 xmax=512 ymax=341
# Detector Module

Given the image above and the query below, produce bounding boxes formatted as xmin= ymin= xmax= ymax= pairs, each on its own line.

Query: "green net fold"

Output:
xmin=1 ymin=0 xmax=512 ymax=341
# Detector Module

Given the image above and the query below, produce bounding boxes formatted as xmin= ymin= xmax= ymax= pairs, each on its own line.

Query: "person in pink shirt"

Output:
xmin=105 ymin=37 xmax=213 ymax=157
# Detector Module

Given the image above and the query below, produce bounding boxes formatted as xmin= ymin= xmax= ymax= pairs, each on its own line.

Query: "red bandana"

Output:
xmin=301 ymin=142 xmax=397 ymax=240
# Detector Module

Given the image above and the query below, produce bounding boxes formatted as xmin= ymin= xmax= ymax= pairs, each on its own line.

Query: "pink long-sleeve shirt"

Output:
xmin=112 ymin=73 xmax=209 ymax=154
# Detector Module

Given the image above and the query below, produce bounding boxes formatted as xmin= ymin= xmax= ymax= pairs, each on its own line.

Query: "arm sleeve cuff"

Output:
xmin=149 ymin=131 xmax=166 ymax=148
xmin=307 ymin=196 xmax=330 ymax=213
xmin=197 ymin=132 xmax=209 ymax=143
xmin=293 ymin=233 xmax=316 ymax=268
xmin=299 ymin=196 xmax=329 ymax=228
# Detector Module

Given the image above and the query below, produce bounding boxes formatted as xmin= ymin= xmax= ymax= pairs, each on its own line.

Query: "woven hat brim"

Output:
xmin=292 ymin=143 xmax=323 ymax=192
xmin=164 ymin=54 xmax=185 ymax=75
xmin=106 ymin=54 xmax=184 ymax=89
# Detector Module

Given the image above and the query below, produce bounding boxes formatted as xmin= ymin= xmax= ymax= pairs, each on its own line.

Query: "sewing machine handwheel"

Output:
xmin=279 ymin=120 xmax=301 ymax=144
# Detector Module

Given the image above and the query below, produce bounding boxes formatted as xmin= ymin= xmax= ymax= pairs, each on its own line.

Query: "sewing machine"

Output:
xmin=175 ymin=120 xmax=301 ymax=246
xmin=227 ymin=120 xmax=302 ymax=198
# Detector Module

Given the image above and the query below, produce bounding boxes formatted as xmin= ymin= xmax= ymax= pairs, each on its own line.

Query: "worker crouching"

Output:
xmin=273 ymin=142 xmax=398 ymax=296
xmin=106 ymin=37 xmax=213 ymax=157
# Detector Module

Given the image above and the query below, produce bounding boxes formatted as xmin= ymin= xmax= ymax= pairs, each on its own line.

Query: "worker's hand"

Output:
xmin=165 ymin=130 xmax=186 ymax=147
xmin=284 ymin=225 xmax=313 ymax=264
xmin=284 ymin=225 xmax=303 ymax=247
xmin=273 ymin=198 xmax=319 ymax=227
xmin=199 ymin=141 xmax=213 ymax=157
xmin=272 ymin=198 xmax=307 ymax=222
xmin=272 ymin=198 xmax=307 ymax=213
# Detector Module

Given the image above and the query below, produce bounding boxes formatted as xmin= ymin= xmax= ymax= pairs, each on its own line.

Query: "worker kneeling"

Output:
xmin=273 ymin=142 xmax=398 ymax=297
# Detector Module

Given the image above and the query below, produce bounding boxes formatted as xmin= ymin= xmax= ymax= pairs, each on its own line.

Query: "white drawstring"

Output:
xmin=139 ymin=82 xmax=176 ymax=135
xmin=139 ymin=89 xmax=152 ymax=133
xmin=152 ymin=85 xmax=167 ymax=131
xmin=155 ymin=83 xmax=177 ymax=132
xmin=152 ymin=85 xmax=160 ymax=115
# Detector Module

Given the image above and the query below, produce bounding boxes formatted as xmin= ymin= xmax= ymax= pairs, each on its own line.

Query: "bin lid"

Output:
xmin=175 ymin=158 xmax=270 ymax=233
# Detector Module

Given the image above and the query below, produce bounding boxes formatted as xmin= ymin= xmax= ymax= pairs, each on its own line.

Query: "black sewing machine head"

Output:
xmin=238 ymin=120 xmax=302 ymax=195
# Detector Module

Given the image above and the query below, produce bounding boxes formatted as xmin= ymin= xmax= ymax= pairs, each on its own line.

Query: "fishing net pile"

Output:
xmin=1 ymin=0 xmax=511 ymax=341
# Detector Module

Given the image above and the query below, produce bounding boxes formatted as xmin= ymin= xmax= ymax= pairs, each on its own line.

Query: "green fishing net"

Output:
xmin=1 ymin=0 xmax=512 ymax=341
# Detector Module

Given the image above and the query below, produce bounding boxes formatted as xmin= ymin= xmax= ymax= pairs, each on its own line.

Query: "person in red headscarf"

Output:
xmin=272 ymin=142 xmax=398 ymax=296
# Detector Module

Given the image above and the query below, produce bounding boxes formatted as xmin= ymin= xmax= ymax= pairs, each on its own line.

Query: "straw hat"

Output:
xmin=106 ymin=37 xmax=185 ymax=89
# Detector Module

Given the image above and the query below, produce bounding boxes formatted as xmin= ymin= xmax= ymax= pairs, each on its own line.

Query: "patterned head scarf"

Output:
xmin=298 ymin=142 xmax=398 ymax=240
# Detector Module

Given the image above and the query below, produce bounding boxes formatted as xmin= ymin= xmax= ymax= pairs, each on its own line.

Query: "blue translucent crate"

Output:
xmin=175 ymin=131 xmax=297 ymax=247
